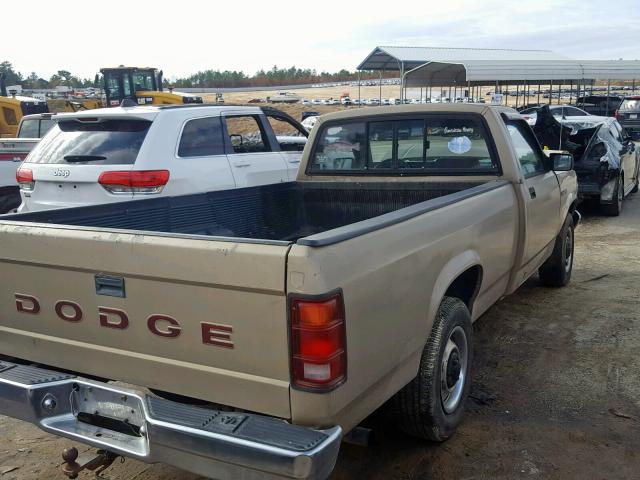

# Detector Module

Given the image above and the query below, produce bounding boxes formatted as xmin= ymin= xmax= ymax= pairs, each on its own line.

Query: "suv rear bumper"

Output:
xmin=0 ymin=360 xmax=341 ymax=480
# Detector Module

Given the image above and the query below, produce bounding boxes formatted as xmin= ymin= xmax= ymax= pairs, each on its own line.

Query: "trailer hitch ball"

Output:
xmin=62 ymin=447 xmax=80 ymax=479
xmin=61 ymin=447 xmax=120 ymax=478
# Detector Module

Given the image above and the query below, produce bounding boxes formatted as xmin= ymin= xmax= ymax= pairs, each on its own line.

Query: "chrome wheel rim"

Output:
xmin=564 ymin=227 xmax=573 ymax=273
xmin=440 ymin=326 xmax=469 ymax=414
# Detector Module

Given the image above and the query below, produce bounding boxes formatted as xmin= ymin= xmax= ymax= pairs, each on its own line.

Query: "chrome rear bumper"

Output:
xmin=0 ymin=360 xmax=341 ymax=479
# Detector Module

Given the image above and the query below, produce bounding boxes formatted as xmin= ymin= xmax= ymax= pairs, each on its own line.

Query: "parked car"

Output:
xmin=615 ymin=96 xmax=640 ymax=139
xmin=0 ymin=113 xmax=57 ymax=213
xmin=575 ymin=95 xmax=623 ymax=117
xmin=301 ymin=99 xmax=311 ymax=105
xmin=16 ymin=105 xmax=308 ymax=212
xmin=0 ymin=104 xmax=579 ymax=480
xmin=15 ymin=112 xmax=57 ymax=139
xmin=301 ymin=114 xmax=319 ymax=131
xmin=520 ymin=105 xmax=590 ymax=126
xmin=532 ymin=105 xmax=639 ymax=215
xmin=311 ymin=99 xmax=322 ymax=105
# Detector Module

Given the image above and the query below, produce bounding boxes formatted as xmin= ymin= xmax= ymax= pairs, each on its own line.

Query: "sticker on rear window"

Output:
xmin=448 ymin=136 xmax=472 ymax=154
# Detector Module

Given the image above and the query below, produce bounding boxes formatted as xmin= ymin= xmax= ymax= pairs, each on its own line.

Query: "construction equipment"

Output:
xmin=46 ymin=98 xmax=104 ymax=113
xmin=0 ymin=73 xmax=49 ymax=137
xmin=100 ymin=67 xmax=203 ymax=107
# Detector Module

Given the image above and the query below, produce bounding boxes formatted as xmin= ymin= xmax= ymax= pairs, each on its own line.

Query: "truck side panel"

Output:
xmin=286 ymin=182 xmax=518 ymax=431
xmin=0 ymin=224 xmax=292 ymax=418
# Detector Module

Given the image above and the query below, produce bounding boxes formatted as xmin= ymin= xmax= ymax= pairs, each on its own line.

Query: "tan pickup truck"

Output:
xmin=0 ymin=104 xmax=579 ymax=480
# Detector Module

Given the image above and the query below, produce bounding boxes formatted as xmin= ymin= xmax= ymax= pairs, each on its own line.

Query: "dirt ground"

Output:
xmin=1 ymin=194 xmax=639 ymax=479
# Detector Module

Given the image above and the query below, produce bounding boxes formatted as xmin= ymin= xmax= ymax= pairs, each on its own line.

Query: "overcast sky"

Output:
xmin=5 ymin=0 xmax=639 ymax=80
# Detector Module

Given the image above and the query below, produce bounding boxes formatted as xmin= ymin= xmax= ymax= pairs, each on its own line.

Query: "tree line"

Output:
xmin=171 ymin=66 xmax=393 ymax=88
xmin=1 ymin=61 xmax=99 ymax=89
xmin=2 ymin=61 xmax=391 ymax=91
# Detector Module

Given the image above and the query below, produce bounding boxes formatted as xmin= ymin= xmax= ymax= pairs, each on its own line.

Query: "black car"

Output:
xmin=532 ymin=106 xmax=639 ymax=215
xmin=616 ymin=96 xmax=640 ymax=139
xmin=575 ymin=95 xmax=623 ymax=117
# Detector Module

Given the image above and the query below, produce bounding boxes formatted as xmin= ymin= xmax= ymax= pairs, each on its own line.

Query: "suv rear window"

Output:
xmin=308 ymin=115 xmax=498 ymax=174
xmin=27 ymin=119 xmax=151 ymax=165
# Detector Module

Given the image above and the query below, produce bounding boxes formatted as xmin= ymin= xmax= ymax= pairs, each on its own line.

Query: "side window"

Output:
xmin=224 ymin=116 xmax=269 ymax=154
xmin=3 ymin=107 xmax=17 ymax=126
xmin=506 ymin=121 xmax=547 ymax=177
xmin=178 ymin=117 xmax=225 ymax=157
xmin=266 ymin=114 xmax=308 ymax=152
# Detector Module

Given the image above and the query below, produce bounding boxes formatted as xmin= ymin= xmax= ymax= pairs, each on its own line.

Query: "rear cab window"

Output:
xmin=308 ymin=114 xmax=499 ymax=174
xmin=17 ymin=119 xmax=39 ymax=138
xmin=26 ymin=119 xmax=152 ymax=165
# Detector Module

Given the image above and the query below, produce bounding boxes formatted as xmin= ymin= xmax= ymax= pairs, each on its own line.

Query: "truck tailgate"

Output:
xmin=0 ymin=223 xmax=292 ymax=418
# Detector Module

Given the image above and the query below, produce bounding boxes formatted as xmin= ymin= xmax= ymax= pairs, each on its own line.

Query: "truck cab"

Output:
xmin=100 ymin=67 xmax=203 ymax=107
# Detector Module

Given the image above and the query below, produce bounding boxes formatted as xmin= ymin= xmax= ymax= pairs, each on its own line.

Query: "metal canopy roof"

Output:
xmin=357 ymin=46 xmax=640 ymax=86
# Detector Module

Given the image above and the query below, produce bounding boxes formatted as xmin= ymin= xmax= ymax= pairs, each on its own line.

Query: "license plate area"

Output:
xmin=71 ymin=383 xmax=145 ymax=436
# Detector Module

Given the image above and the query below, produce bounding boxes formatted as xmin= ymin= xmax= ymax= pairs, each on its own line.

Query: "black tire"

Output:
xmin=601 ymin=174 xmax=623 ymax=216
xmin=391 ymin=296 xmax=472 ymax=442
xmin=539 ymin=214 xmax=574 ymax=287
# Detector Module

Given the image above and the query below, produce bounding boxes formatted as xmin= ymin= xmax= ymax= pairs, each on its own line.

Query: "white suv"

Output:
xmin=16 ymin=105 xmax=308 ymax=212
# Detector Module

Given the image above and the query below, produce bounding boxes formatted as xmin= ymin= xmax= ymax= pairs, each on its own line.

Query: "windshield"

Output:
xmin=27 ymin=119 xmax=151 ymax=165
xmin=132 ymin=70 xmax=156 ymax=91
xmin=620 ymin=99 xmax=640 ymax=111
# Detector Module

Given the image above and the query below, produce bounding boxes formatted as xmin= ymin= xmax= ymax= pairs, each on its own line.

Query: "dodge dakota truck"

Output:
xmin=0 ymin=104 xmax=578 ymax=480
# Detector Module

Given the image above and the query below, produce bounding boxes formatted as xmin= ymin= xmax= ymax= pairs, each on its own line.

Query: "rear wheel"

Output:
xmin=601 ymin=175 xmax=623 ymax=216
xmin=539 ymin=214 xmax=574 ymax=287
xmin=391 ymin=297 xmax=472 ymax=441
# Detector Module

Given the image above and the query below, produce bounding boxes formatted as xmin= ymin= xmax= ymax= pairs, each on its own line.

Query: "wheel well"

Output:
xmin=444 ymin=266 xmax=483 ymax=312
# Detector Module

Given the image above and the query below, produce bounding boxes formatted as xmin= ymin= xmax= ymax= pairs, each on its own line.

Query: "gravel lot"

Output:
xmin=1 ymin=194 xmax=639 ymax=480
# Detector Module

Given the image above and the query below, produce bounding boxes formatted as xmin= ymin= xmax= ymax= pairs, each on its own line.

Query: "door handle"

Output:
xmin=233 ymin=162 xmax=251 ymax=168
xmin=529 ymin=186 xmax=537 ymax=199
xmin=288 ymin=160 xmax=301 ymax=164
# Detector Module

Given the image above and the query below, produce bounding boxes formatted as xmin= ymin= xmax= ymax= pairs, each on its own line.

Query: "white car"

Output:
xmin=311 ymin=99 xmax=322 ymax=105
xmin=16 ymin=105 xmax=308 ymax=212
xmin=519 ymin=105 xmax=591 ymax=126
xmin=301 ymin=115 xmax=319 ymax=131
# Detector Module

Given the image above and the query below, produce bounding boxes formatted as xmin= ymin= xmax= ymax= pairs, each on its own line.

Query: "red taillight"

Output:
xmin=614 ymin=110 xmax=620 ymax=120
xmin=289 ymin=291 xmax=346 ymax=392
xmin=16 ymin=166 xmax=34 ymax=191
xmin=98 ymin=170 xmax=170 ymax=194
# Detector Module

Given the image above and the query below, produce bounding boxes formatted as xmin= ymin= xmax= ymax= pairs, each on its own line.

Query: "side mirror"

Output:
xmin=550 ymin=152 xmax=574 ymax=171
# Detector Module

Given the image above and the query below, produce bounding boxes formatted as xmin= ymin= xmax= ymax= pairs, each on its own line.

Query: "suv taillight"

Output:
xmin=614 ymin=109 xmax=620 ymax=120
xmin=16 ymin=166 xmax=34 ymax=191
xmin=289 ymin=291 xmax=346 ymax=392
xmin=98 ymin=170 xmax=170 ymax=194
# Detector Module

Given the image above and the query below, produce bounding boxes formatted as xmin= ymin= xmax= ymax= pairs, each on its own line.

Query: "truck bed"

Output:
xmin=7 ymin=181 xmax=490 ymax=245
